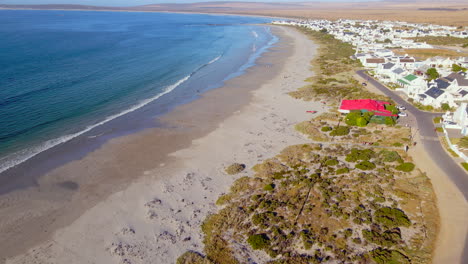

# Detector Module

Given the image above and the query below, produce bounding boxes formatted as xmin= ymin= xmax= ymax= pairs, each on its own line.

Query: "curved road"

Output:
xmin=357 ymin=70 xmax=468 ymax=263
xmin=357 ymin=70 xmax=468 ymax=197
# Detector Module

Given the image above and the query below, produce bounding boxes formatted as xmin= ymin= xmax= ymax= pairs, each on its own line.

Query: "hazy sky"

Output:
xmin=0 ymin=0 xmax=379 ymax=7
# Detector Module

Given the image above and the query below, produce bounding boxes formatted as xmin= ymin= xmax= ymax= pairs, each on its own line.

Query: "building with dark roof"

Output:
xmin=434 ymin=79 xmax=450 ymax=90
xmin=446 ymin=72 xmax=468 ymax=88
xmin=425 ymin=87 xmax=445 ymax=99
xmin=382 ymin=62 xmax=395 ymax=69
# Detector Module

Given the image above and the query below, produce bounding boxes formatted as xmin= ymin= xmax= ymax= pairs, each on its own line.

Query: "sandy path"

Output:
xmin=6 ymin=26 xmax=320 ymax=264
xmin=410 ymin=133 xmax=468 ymax=264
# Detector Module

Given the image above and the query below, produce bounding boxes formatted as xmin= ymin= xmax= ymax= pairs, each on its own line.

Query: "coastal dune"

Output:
xmin=5 ymin=26 xmax=321 ymax=263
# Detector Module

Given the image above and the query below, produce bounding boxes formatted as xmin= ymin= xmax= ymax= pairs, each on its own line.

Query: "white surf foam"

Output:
xmin=0 ymin=73 xmax=193 ymax=174
xmin=0 ymin=52 xmax=227 ymax=174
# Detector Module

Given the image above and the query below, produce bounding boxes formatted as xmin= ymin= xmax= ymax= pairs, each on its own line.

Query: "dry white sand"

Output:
xmin=6 ymin=25 xmax=467 ymax=264
xmin=6 ymin=26 xmax=321 ymax=264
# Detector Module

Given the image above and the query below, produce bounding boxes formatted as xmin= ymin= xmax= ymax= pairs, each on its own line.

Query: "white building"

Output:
xmin=443 ymin=103 xmax=468 ymax=135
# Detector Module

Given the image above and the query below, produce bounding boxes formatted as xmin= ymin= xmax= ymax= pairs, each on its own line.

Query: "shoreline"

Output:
xmin=1 ymin=26 xmax=320 ymax=262
xmin=0 ymin=20 xmax=276 ymax=190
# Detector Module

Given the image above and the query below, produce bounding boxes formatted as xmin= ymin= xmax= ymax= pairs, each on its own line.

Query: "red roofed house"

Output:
xmin=339 ymin=99 xmax=397 ymax=117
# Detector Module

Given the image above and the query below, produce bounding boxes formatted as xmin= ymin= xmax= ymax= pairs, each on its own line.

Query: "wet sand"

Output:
xmin=1 ymin=26 xmax=320 ymax=263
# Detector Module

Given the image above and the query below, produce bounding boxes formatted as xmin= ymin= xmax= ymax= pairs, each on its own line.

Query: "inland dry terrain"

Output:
xmin=3 ymin=1 xmax=468 ymax=26
xmin=177 ymin=27 xmax=439 ymax=264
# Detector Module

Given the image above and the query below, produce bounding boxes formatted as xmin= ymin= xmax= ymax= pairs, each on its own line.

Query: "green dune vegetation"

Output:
xmin=295 ymin=112 xmax=409 ymax=146
xmin=289 ymin=27 xmax=390 ymax=106
xmin=177 ymin=27 xmax=439 ymax=264
xmin=177 ymin=143 xmax=437 ymax=264
xmin=408 ymin=36 xmax=468 ymax=47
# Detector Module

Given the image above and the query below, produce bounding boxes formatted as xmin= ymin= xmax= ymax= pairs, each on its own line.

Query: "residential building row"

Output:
xmin=273 ymin=19 xmax=468 ymax=135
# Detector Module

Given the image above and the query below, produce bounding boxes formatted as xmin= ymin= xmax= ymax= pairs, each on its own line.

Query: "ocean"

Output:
xmin=0 ymin=10 xmax=275 ymax=174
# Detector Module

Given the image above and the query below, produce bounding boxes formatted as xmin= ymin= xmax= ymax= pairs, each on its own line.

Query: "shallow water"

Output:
xmin=0 ymin=10 xmax=274 ymax=173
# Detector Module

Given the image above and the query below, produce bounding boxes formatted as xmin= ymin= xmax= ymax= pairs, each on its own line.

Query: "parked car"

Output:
xmin=398 ymin=112 xmax=408 ymax=117
xmin=397 ymin=105 xmax=406 ymax=110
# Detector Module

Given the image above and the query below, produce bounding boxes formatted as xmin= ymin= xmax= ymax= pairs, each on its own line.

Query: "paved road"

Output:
xmin=357 ymin=70 xmax=468 ymax=201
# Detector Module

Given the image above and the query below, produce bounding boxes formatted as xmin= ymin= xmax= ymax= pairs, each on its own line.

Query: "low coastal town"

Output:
xmin=274 ymin=19 xmax=468 ymax=160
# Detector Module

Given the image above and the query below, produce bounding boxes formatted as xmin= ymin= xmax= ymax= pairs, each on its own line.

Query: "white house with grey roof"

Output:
xmin=418 ymin=87 xmax=456 ymax=108
xmin=375 ymin=62 xmax=396 ymax=81
xmin=388 ymin=67 xmax=407 ymax=83
xmin=443 ymin=103 xmax=468 ymax=136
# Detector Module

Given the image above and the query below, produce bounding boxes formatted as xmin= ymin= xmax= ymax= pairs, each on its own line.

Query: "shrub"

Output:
xmin=225 ymin=163 xmax=246 ymax=175
xmin=336 ymin=167 xmax=349 ymax=174
xmin=370 ymin=248 xmax=410 ymax=264
xmin=355 ymin=161 xmax=376 ymax=170
xmin=321 ymin=126 xmax=332 ymax=132
xmin=300 ymin=230 xmax=315 ymax=250
xmin=345 ymin=148 xmax=375 ymax=162
xmin=441 ymin=103 xmax=451 ymax=111
xmin=330 ymin=126 xmax=350 ymax=136
xmin=176 ymin=251 xmax=210 ymax=264
xmin=395 ymin=162 xmax=415 ymax=172
xmin=216 ymin=194 xmax=233 ymax=206
xmin=344 ymin=228 xmax=353 ymax=239
xmin=252 ymin=212 xmax=280 ymax=227
xmin=462 ymin=162 xmax=468 ymax=171
xmin=356 ymin=117 xmax=369 ymax=127
xmin=452 ymin=64 xmax=467 ymax=72
xmin=426 ymin=68 xmax=439 ymax=80
xmin=392 ymin=142 xmax=403 ymax=147
xmin=433 ymin=116 xmax=442 ymax=124
xmin=374 ymin=207 xmax=411 ymax=228
xmin=345 ymin=112 xmax=361 ymax=126
xmin=247 ymin=234 xmax=270 ymax=250
xmin=345 ymin=111 xmax=373 ymax=127
xmin=436 ymin=127 xmax=443 ymax=133
xmin=378 ymin=150 xmax=402 ymax=163
xmin=362 ymin=228 xmax=401 ymax=247
xmin=325 ymin=159 xmax=339 ymax=166
xmin=458 ymin=136 xmax=468 ymax=148
xmin=264 ymin=183 xmax=275 ymax=191
xmin=425 ymin=105 xmax=434 ymax=111
xmin=385 ymin=116 xmax=396 ymax=126
xmin=385 ymin=104 xmax=399 ymax=115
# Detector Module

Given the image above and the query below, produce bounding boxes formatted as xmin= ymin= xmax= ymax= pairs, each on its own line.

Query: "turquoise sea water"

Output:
xmin=0 ymin=10 xmax=275 ymax=173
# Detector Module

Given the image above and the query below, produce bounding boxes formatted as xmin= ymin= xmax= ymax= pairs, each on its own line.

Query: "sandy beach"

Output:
xmin=2 ymin=21 xmax=467 ymax=264
xmin=2 ymin=26 xmax=321 ymax=263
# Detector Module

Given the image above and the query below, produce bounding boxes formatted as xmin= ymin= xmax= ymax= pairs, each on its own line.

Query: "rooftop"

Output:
xmin=366 ymin=58 xmax=385 ymax=63
xmin=339 ymin=99 xmax=397 ymax=116
xmin=425 ymin=87 xmax=445 ymax=99
xmin=447 ymin=72 xmax=468 ymax=87
xmin=382 ymin=62 xmax=395 ymax=69
xmin=404 ymin=74 xmax=418 ymax=81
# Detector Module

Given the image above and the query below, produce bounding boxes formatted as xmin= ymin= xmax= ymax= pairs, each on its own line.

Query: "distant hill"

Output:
xmin=1 ymin=1 xmax=467 ymax=26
